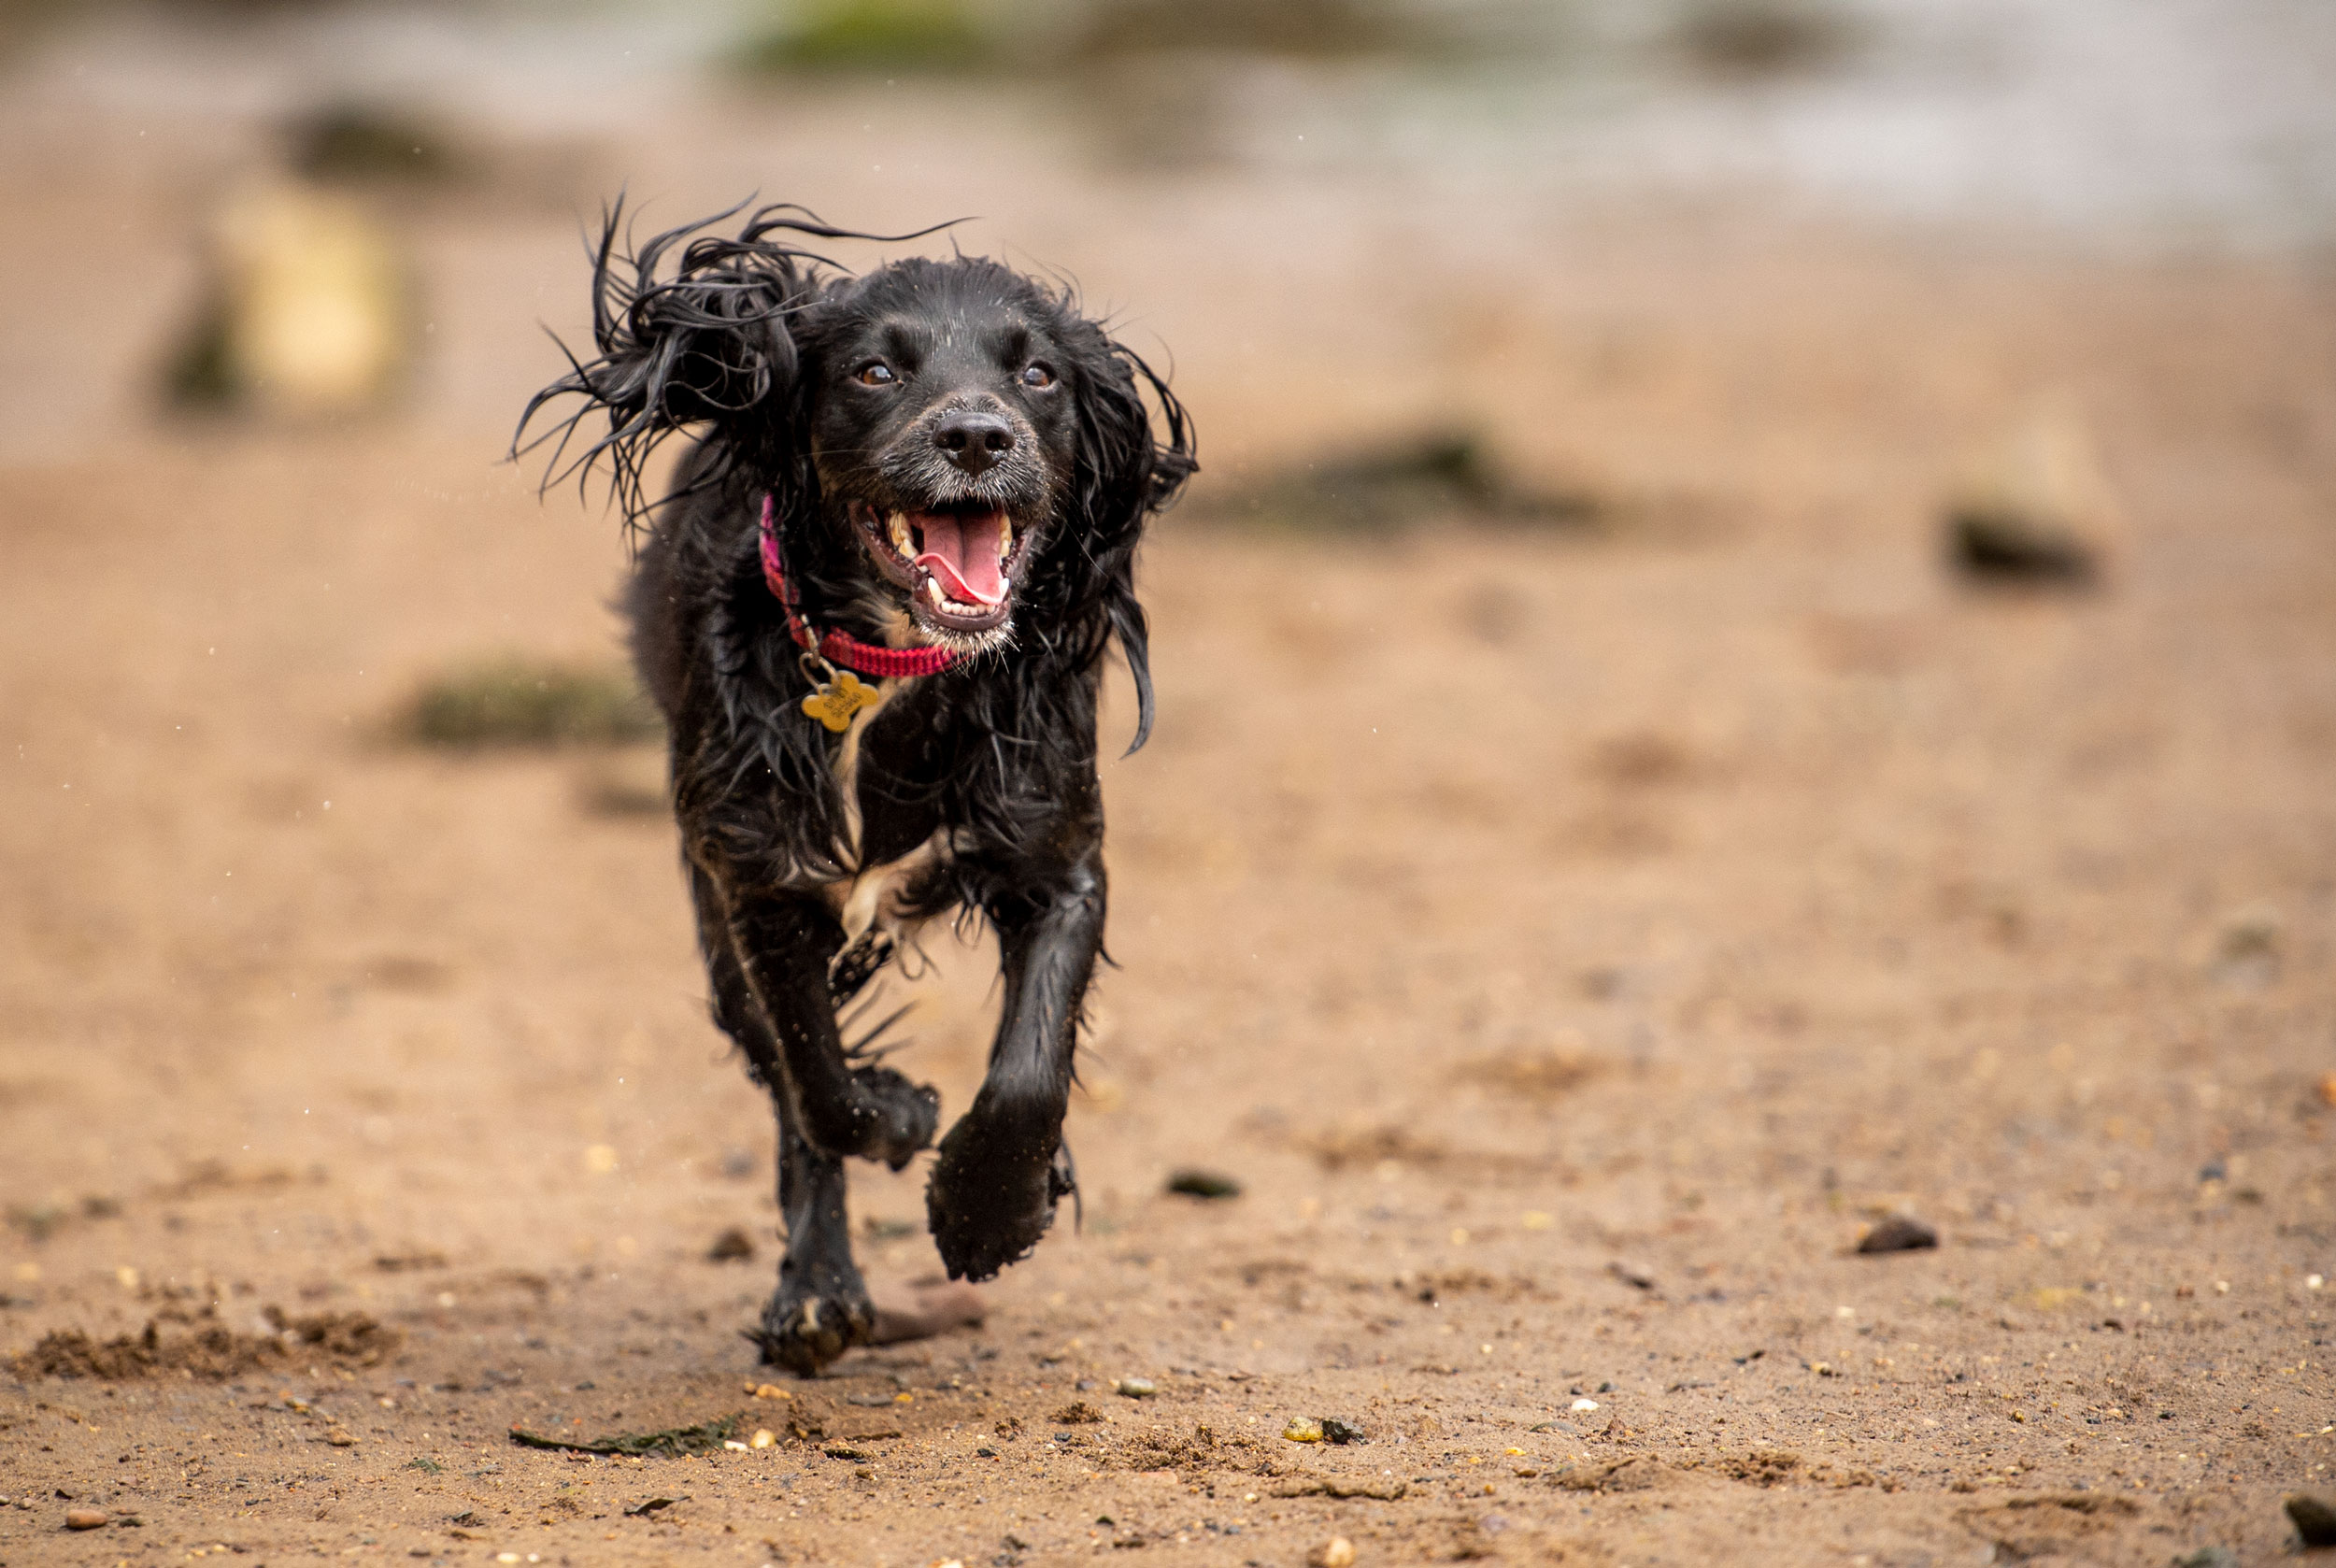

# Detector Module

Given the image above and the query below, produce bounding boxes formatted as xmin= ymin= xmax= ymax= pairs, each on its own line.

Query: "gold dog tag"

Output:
xmin=802 ymin=669 xmax=878 ymax=733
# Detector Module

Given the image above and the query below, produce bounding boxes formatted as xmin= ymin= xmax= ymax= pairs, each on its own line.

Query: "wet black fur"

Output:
xmin=517 ymin=203 xmax=1194 ymax=1375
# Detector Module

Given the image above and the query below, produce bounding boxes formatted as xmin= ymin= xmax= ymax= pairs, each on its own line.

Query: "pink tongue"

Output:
xmin=913 ymin=510 xmax=1006 ymax=606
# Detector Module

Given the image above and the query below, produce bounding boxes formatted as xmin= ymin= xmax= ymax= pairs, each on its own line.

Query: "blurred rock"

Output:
xmin=402 ymin=656 xmax=661 ymax=749
xmin=1674 ymin=1 xmax=1861 ymax=79
xmin=1944 ymin=401 xmax=2123 ymax=585
xmin=1208 ymin=433 xmax=1599 ymax=535
xmin=1165 ymin=1168 xmax=1242 ymax=1200
xmin=1855 ymin=1214 xmax=1939 ymax=1254
xmin=2286 ymin=1492 xmax=2336 ymax=1547
xmin=287 ymin=103 xmax=467 ymax=184
xmin=167 ymin=180 xmax=414 ymax=418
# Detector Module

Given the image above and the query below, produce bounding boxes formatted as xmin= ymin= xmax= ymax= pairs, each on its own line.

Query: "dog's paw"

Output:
xmin=924 ymin=1102 xmax=1068 ymax=1283
xmin=756 ymin=1287 xmax=875 ymax=1377
xmin=850 ymin=1063 xmax=940 ymax=1171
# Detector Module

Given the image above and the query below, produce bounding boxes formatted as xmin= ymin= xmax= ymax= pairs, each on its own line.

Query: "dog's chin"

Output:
xmin=847 ymin=498 xmax=1031 ymax=655
xmin=904 ymin=602 xmax=1014 ymax=656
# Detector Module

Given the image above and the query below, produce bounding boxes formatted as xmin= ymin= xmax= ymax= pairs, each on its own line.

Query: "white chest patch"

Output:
xmin=831 ymin=830 xmax=950 ymax=947
xmin=816 ymin=676 xmax=953 ymax=948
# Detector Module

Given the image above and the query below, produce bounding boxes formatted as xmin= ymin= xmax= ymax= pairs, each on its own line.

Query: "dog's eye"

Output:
xmin=855 ymin=362 xmax=896 ymax=387
xmin=1019 ymin=363 xmax=1056 ymax=390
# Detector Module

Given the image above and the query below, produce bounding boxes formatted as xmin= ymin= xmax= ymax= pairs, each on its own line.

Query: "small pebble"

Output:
xmin=1284 ymin=1418 xmax=1324 ymax=1443
xmin=1115 ymin=1377 xmax=1158 ymax=1399
xmin=1571 ymin=1398 xmax=1599 ymax=1413
xmin=64 ymin=1509 xmax=107 ymax=1531
xmin=750 ymin=1429 xmax=776 ymax=1448
xmin=1319 ymin=1417 xmax=1366 ymax=1445
xmin=1306 ymin=1536 xmax=1356 ymax=1568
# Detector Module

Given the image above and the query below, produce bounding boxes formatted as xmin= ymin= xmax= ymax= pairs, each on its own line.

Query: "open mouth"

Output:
xmin=848 ymin=498 xmax=1029 ymax=634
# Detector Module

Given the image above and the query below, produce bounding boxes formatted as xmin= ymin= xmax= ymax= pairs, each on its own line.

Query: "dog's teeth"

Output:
xmin=923 ymin=577 xmax=945 ymax=606
xmin=888 ymin=512 xmax=912 ymax=557
xmin=996 ymin=514 xmax=1013 ymax=564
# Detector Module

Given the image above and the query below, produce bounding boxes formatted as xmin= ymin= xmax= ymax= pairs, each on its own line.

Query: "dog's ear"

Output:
xmin=517 ymin=202 xmax=832 ymax=537
xmin=1071 ymin=337 xmax=1196 ymax=544
xmin=1064 ymin=332 xmax=1197 ymax=753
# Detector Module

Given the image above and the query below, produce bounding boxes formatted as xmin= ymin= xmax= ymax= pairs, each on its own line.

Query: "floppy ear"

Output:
xmin=516 ymin=202 xmax=840 ymax=537
xmin=1066 ymin=331 xmax=1197 ymax=753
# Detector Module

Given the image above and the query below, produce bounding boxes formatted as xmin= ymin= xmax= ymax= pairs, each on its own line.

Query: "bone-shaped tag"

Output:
xmin=802 ymin=670 xmax=878 ymax=733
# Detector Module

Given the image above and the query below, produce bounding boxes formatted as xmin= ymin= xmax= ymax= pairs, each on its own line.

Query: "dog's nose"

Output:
xmin=933 ymin=410 xmax=1016 ymax=476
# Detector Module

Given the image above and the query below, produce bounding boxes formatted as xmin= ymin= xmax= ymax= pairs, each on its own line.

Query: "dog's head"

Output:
xmin=802 ymin=258 xmax=1090 ymax=650
xmin=520 ymin=205 xmax=1194 ymax=702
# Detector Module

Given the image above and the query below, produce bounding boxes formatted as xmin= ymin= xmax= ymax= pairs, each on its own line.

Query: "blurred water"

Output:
xmin=13 ymin=0 xmax=2336 ymax=253
xmin=1494 ymin=0 xmax=2336 ymax=251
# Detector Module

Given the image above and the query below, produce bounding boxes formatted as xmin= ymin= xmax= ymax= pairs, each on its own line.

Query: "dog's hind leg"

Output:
xmin=925 ymin=848 xmax=1104 ymax=1281
xmin=691 ymin=868 xmax=876 ymax=1376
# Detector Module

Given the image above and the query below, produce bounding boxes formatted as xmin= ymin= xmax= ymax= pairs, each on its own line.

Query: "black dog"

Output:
xmin=519 ymin=205 xmax=1193 ymax=1375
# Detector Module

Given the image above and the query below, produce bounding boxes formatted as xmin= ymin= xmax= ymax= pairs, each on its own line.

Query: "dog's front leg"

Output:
xmin=926 ymin=850 xmax=1104 ymax=1281
xmin=726 ymin=889 xmax=939 ymax=1170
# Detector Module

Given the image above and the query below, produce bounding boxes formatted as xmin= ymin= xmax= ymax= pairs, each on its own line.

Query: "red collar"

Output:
xmin=759 ymin=495 xmax=961 ymax=680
